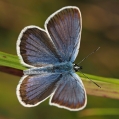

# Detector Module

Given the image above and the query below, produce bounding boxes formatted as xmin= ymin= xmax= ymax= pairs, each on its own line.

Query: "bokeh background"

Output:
xmin=0 ymin=0 xmax=119 ymax=119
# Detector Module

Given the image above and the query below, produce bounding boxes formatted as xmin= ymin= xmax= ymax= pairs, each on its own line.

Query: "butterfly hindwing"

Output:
xmin=16 ymin=73 xmax=61 ymax=107
xmin=17 ymin=26 xmax=61 ymax=67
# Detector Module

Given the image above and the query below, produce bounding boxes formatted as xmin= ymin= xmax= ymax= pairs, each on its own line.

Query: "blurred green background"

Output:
xmin=0 ymin=0 xmax=119 ymax=119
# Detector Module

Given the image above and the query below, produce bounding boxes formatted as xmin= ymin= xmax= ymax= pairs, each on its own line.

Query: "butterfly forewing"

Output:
xmin=46 ymin=6 xmax=82 ymax=62
xmin=50 ymin=73 xmax=86 ymax=111
xmin=17 ymin=73 xmax=61 ymax=107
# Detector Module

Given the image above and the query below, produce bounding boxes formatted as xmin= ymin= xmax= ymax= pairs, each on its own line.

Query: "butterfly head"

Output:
xmin=73 ymin=64 xmax=82 ymax=72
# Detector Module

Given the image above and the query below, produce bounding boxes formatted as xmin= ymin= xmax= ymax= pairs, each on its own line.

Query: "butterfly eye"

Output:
xmin=73 ymin=64 xmax=82 ymax=72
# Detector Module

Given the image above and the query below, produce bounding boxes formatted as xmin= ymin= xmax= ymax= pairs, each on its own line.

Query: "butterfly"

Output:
xmin=16 ymin=6 xmax=87 ymax=111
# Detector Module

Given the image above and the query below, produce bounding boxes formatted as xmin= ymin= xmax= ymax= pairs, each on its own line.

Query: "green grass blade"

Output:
xmin=0 ymin=51 xmax=119 ymax=100
xmin=0 ymin=51 xmax=26 ymax=70
xmin=78 ymin=72 xmax=119 ymax=100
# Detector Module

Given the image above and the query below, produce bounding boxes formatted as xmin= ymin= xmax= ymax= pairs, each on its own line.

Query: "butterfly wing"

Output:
xmin=50 ymin=72 xmax=87 ymax=111
xmin=17 ymin=26 xmax=62 ymax=67
xmin=17 ymin=6 xmax=81 ymax=67
xmin=16 ymin=73 xmax=61 ymax=107
xmin=45 ymin=6 xmax=82 ymax=62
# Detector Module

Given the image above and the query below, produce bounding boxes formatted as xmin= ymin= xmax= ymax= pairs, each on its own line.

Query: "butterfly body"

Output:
xmin=24 ymin=62 xmax=73 ymax=75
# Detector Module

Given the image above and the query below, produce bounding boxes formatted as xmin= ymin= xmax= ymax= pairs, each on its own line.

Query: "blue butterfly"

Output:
xmin=16 ymin=6 xmax=87 ymax=111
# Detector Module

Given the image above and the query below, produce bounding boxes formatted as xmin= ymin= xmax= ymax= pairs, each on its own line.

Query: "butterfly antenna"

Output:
xmin=80 ymin=71 xmax=101 ymax=88
xmin=77 ymin=47 xmax=100 ymax=65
